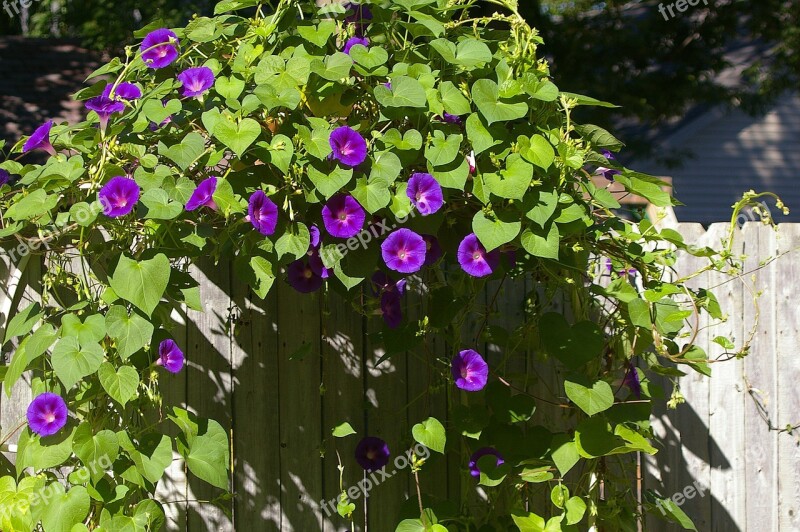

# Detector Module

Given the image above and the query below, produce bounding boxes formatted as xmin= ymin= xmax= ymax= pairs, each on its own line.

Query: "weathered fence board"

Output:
xmin=1 ymin=223 xmax=799 ymax=531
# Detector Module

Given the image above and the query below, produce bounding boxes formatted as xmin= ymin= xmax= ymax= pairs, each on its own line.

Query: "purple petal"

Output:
xmin=102 ymin=82 xmax=142 ymax=101
xmin=27 ymin=393 xmax=68 ymax=437
xmin=158 ymin=339 xmax=185 ymax=374
xmin=344 ymin=36 xmax=369 ymax=55
xmin=355 ymin=436 xmax=390 ymax=472
xmin=186 ymin=177 xmax=218 ymax=211
xmin=406 ymin=173 xmax=443 ymax=216
xmin=451 ymin=349 xmax=489 ymax=391
xmin=381 ymin=290 xmax=403 ymax=328
xmin=457 ymin=233 xmax=499 ymax=277
xmin=178 ymin=67 xmax=215 ymax=98
xmin=287 ymin=259 xmax=324 ymax=293
xmin=141 ymin=28 xmax=180 ymax=69
xmin=98 ymin=176 xmax=140 ymax=217
xmin=329 ymin=126 xmax=367 ymax=168
xmin=248 ymin=190 xmax=279 ymax=236
xmin=381 ymin=228 xmax=426 ymax=274
xmin=322 ymin=194 xmax=366 ymax=238
xmin=468 ymin=447 xmax=504 ymax=477
xmin=23 ymin=121 xmax=55 ymax=155
xmin=422 ymin=234 xmax=442 ymax=266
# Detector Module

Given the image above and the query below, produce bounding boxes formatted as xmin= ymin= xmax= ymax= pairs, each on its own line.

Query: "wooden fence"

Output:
xmin=0 ymin=222 xmax=798 ymax=531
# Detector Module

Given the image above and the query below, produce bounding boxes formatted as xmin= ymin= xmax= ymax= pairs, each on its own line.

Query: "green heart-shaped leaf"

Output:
xmin=564 ymin=377 xmax=614 ymax=416
xmin=51 ymin=337 xmax=104 ymax=390
xmin=472 ymin=79 xmax=529 ymax=125
xmin=473 ymin=211 xmax=521 ymax=252
xmin=39 ymin=484 xmax=90 ymax=532
xmin=140 ymin=189 xmax=183 ymax=220
xmin=110 ymin=254 xmax=170 ymax=316
xmin=105 ymin=305 xmax=155 ymax=360
xmin=213 ymin=117 xmax=261 ymax=157
xmin=214 ymin=75 xmax=245 ymax=100
xmin=349 ymin=45 xmax=389 ymax=70
xmin=374 ymin=76 xmax=427 ymax=108
xmin=411 ymin=416 xmax=446 ymax=454
xmin=98 ymin=362 xmax=140 ymax=406
xmin=308 ymin=165 xmax=353 ymax=198
xmin=158 ymin=132 xmax=205 ymax=171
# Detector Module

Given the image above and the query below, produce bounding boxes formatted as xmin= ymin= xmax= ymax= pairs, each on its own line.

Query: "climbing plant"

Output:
xmin=0 ymin=0 xmax=770 ymax=530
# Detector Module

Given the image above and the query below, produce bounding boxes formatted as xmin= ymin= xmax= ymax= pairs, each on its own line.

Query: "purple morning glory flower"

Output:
xmin=468 ymin=447 xmax=504 ymax=478
xmin=355 ymin=436 xmax=390 ymax=472
xmin=27 ymin=393 xmax=68 ymax=437
xmin=329 ymin=126 xmax=367 ymax=168
xmin=406 ymin=173 xmax=444 ymax=216
xmin=98 ymin=176 xmax=140 ymax=217
xmin=602 ymin=149 xmax=616 ymax=160
xmin=186 ymin=177 xmax=218 ymax=211
xmin=442 ymin=113 xmax=463 ymax=125
xmin=345 ymin=2 xmax=373 ymax=25
xmin=248 ymin=190 xmax=279 ymax=236
xmin=156 ymin=339 xmax=185 ymax=374
xmin=102 ymin=82 xmax=142 ymax=101
xmin=371 ymin=271 xmax=406 ymax=296
xmin=623 ymin=365 xmax=642 ymax=399
xmin=422 ymin=234 xmax=442 ymax=266
xmin=310 ymin=225 xmax=322 ymax=248
xmin=85 ymin=96 xmax=126 ymax=131
xmin=381 ymin=290 xmax=403 ymax=328
xmin=308 ymin=250 xmax=330 ymax=279
xmin=597 ymin=167 xmax=621 ymax=181
xmin=451 ymin=349 xmax=489 ymax=392
xmin=287 ymin=259 xmax=324 ymax=293
xmin=383 ymin=81 xmax=392 ymax=89
xmin=343 ymin=36 xmax=369 ymax=55
xmin=322 ymin=194 xmax=365 ymax=238
xmin=457 ymin=233 xmax=500 ymax=278
xmin=141 ymin=28 xmax=179 ymax=69
xmin=0 ymin=169 xmax=11 ymax=187
xmin=23 ymin=120 xmax=56 ymax=156
xmin=381 ymin=228 xmax=427 ymax=274
xmin=178 ymin=67 xmax=215 ymax=98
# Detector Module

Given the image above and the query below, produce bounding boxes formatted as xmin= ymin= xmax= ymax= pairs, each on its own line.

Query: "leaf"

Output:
xmin=370 ymin=151 xmax=403 ymax=184
xmin=50 ymin=337 xmax=104 ymax=390
xmin=440 ymin=81 xmax=471 ymax=115
xmin=110 ymin=254 xmax=171 ymax=316
xmin=5 ymin=189 xmax=58 ymax=220
xmin=349 ymin=45 xmax=389 ymax=71
xmin=466 ymin=113 xmax=499 ymax=155
xmin=158 ymin=132 xmax=205 ymax=171
xmin=213 ymin=117 xmax=261 ymax=157
xmin=297 ymin=20 xmax=336 ymax=47
xmin=483 ymin=154 xmax=533 ymax=200
xmin=307 ymin=165 xmax=353 ymax=198
xmin=142 ymin=98 xmax=180 ymax=125
xmin=5 ymin=324 xmax=57 ymax=396
xmin=140 ymin=189 xmax=183 ymax=220
xmin=425 ymin=131 xmax=463 ymax=167
xmin=39 ymin=484 xmax=90 ymax=532
xmin=4 ymin=302 xmax=42 ymax=343
xmin=374 ymin=76 xmax=427 ymax=108
xmin=560 ymin=91 xmax=619 ymax=108
xmin=411 ymin=417 xmax=446 ymax=454
xmin=565 ymin=378 xmax=614 ymax=416
xmin=382 ymin=129 xmax=423 ymax=151
xmin=473 ymin=211 xmax=520 ymax=252
xmin=105 ymin=305 xmax=155 ymax=360
xmin=430 ymin=38 xmax=492 ymax=68
xmin=628 ymin=298 xmax=652 ymax=329
xmin=352 ymin=177 xmax=391 ymax=214
xmin=311 ymin=52 xmax=354 ymax=81
xmin=98 ymin=362 xmax=140 ymax=406
xmin=248 ymin=256 xmax=275 ymax=299
xmin=296 ymin=125 xmax=333 ymax=160
xmin=60 ymin=314 xmax=105 ymax=348
xmin=118 ymin=432 xmax=173 ymax=484
xmin=575 ymin=124 xmax=624 ymax=151
xmin=472 ymin=79 xmax=528 ymax=125
xmin=263 ymin=134 xmax=294 ymax=174
xmin=432 ymin=157 xmax=470 ymax=190
xmin=521 ymin=223 xmax=560 ymax=259
xmin=17 ymin=425 xmax=75 ymax=473
xmin=332 ymin=422 xmax=356 ymax=438
xmin=72 ymin=423 xmax=119 ymax=481
xmin=214 ymin=75 xmax=245 ymax=101
xmin=275 ymin=223 xmax=310 ymax=260
xmin=179 ymin=418 xmax=230 ymax=489
xmin=565 ymin=496 xmax=587 ymax=525
xmin=539 ymin=313 xmax=604 ymax=370
xmin=551 ymin=437 xmax=580 ymax=477
xmin=520 ymin=134 xmax=555 ymax=170
xmin=616 ymin=171 xmax=673 ymax=207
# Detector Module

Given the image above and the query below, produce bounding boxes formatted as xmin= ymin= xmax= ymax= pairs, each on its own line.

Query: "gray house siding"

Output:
xmin=632 ymin=94 xmax=800 ymax=224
